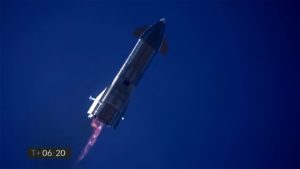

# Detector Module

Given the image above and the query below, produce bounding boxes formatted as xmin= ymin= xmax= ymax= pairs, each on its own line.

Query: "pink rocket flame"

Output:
xmin=78 ymin=118 xmax=105 ymax=161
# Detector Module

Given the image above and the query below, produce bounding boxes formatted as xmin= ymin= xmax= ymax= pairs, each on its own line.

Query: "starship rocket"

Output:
xmin=87 ymin=18 xmax=168 ymax=127
xmin=78 ymin=18 xmax=168 ymax=161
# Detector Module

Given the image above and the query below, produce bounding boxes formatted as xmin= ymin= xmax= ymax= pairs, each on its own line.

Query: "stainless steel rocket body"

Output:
xmin=87 ymin=18 xmax=166 ymax=128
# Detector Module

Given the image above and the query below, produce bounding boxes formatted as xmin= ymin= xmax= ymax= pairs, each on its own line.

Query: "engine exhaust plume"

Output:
xmin=78 ymin=118 xmax=104 ymax=161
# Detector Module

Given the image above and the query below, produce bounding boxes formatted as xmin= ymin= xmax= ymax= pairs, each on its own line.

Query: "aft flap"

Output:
xmin=159 ymin=37 xmax=168 ymax=55
xmin=132 ymin=26 xmax=148 ymax=38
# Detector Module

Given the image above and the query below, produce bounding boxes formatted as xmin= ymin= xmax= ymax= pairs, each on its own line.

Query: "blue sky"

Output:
xmin=1 ymin=0 xmax=300 ymax=168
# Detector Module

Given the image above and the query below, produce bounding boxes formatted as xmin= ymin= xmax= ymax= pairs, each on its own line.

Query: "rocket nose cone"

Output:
xmin=160 ymin=18 xmax=166 ymax=24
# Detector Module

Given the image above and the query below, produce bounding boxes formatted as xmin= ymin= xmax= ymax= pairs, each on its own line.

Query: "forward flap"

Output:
xmin=159 ymin=37 xmax=168 ymax=55
xmin=132 ymin=26 xmax=148 ymax=38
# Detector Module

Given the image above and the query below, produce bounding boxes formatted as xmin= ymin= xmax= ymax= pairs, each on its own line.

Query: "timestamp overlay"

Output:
xmin=28 ymin=148 xmax=71 ymax=159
